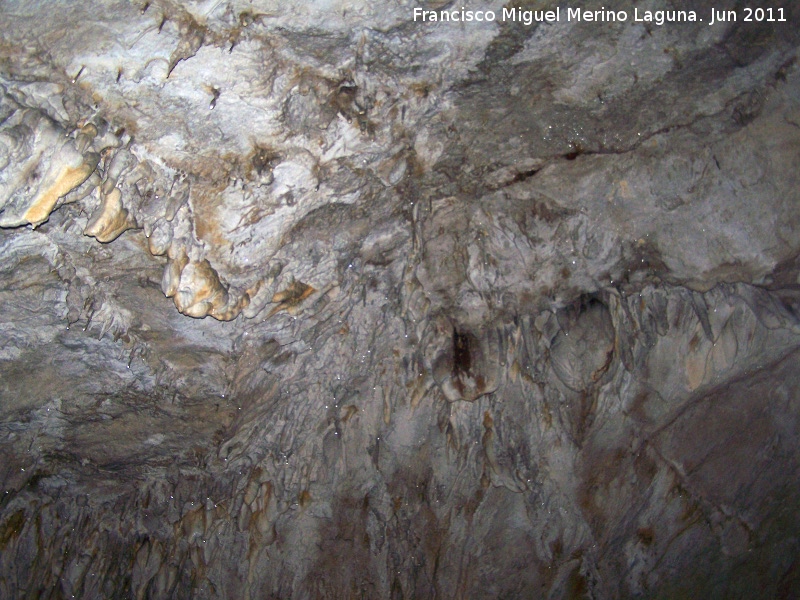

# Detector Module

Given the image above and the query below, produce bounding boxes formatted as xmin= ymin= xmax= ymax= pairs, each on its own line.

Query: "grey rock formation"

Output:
xmin=1 ymin=0 xmax=799 ymax=597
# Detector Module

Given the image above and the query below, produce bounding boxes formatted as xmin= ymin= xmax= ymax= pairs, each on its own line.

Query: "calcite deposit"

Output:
xmin=1 ymin=0 xmax=799 ymax=598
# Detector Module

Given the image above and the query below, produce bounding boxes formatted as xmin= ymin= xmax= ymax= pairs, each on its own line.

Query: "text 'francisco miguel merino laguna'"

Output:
xmin=412 ymin=6 xmax=787 ymax=26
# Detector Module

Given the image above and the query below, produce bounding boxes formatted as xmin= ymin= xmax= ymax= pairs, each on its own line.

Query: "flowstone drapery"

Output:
xmin=1 ymin=1 xmax=799 ymax=598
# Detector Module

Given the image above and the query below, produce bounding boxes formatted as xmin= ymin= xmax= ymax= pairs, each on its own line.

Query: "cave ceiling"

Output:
xmin=1 ymin=0 xmax=800 ymax=598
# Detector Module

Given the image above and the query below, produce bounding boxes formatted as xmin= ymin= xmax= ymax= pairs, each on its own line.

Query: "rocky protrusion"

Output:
xmin=550 ymin=298 xmax=615 ymax=392
xmin=162 ymin=250 xmax=249 ymax=320
xmin=0 ymin=112 xmax=99 ymax=228
xmin=84 ymin=187 xmax=137 ymax=242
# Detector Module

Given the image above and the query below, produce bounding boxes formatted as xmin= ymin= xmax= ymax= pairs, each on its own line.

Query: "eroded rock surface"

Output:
xmin=1 ymin=1 xmax=800 ymax=598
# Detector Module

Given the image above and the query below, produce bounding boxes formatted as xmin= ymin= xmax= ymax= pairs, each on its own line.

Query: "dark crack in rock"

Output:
xmin=1 ymin=1 xmax=800 ymax=598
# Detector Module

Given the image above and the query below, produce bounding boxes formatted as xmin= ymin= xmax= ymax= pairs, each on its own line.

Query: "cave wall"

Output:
xmin=1 ymin=1 xmax=800 ymax=598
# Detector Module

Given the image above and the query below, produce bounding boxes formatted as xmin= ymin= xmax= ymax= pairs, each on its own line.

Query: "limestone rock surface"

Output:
xmin=1 ymin=1 xmax=800 ymax=598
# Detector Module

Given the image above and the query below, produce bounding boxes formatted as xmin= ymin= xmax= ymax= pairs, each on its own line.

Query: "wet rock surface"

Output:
xmin=1 ymin=1 xmax=799 ymax=598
